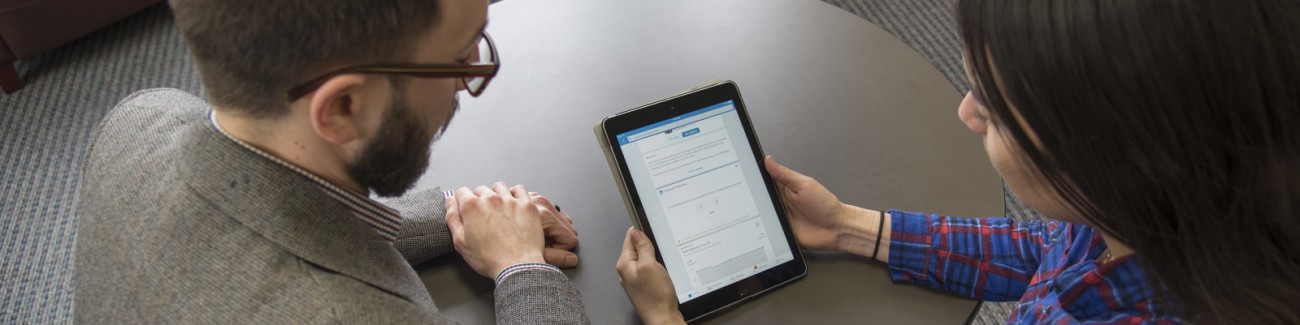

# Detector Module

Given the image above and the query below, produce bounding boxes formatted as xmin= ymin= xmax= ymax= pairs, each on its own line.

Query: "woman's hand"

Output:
xmin=615 ymin=227 xmax=686 ymax=325
xmin=765 ymin=156 xmax=854 ymax=252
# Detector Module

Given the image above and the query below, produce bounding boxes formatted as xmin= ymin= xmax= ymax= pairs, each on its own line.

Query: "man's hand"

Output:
xmin=529 ymin=192 xmax=580 ymax=268
xmin=615 ymin=227 xmax=685 ymax=325
xmin=765 ymin=156 xmax=852 ymax=252
xmin=446 ymin=183 xmax=546 ymax=278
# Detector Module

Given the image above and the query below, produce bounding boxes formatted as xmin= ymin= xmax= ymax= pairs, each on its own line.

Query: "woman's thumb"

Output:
xmin=765 ymin=156 xmax=796 ymax=184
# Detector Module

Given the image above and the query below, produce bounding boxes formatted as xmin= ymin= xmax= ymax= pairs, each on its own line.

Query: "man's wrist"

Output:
xmin=487 ymin=252 xmax=547 ymax=280
xmin=494 ymin=262 xmax=560 ymax=285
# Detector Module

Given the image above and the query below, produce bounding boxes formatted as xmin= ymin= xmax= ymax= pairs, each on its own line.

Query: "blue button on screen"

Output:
xmin=682 ymin=128 xmax=701 ymax=137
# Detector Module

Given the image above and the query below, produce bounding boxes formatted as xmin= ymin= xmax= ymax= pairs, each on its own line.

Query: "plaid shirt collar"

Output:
xmin=209 ymin=111 xmax=403 ymax=242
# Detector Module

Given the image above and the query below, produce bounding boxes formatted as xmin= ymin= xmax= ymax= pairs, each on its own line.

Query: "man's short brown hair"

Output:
xmin=170 ymin=0 xmax=440 ymax=118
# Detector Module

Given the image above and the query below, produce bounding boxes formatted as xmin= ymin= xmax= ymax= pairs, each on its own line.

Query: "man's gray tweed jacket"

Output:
xmin=75 ymin=89 xmax=589 ymax=324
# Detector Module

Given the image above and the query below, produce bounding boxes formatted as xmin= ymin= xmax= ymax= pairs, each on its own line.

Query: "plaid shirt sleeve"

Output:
xmin=886 ymin=209 xmax=1060 ymax=301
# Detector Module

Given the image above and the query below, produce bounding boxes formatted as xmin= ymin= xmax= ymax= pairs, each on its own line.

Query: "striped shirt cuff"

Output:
xmin=494 ymin=263 xmax=561 ymax=285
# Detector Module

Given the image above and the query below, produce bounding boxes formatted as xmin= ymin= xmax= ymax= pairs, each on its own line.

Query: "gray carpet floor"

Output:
xmin=0 ymin=1 xmax=1037 ymax=323
xmin=1 ymin=4 xmax=203 ymax=324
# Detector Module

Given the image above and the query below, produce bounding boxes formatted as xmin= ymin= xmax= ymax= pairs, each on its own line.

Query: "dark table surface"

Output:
xmin=403 ymin=0 xmax=1000 ymax=323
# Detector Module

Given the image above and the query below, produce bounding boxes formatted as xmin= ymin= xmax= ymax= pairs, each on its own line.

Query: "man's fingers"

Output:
xmin=473 ymin=185 xmax=494 ymax=198
xmin=491 ymin=182 xmax=510 ymax=198
xmin=456 ymin=186 xmax=478 ymax=201
xmin=532 ymin=193 xmax=558 ymax=210
xmin=454 ymin=186 xmax=477 ymax=213
xmin=509 ymin=184 xmax=529 ymax=200
xmin=544 ymin=248 xmax=579 ymax=268
xmin=555 ymin=208 xmax=574 ymax=227
xmin=531 ymin=194 xmax=576 ymax=229
xmin=543 ymin=204 xmax=578 ymax=239
xmin=542 ymin=212 xmax=579 ymax=250
xmin=446 ymin=192 xmax=463 ymax=231
xmin=448 ymin=187 xmax=476 ymax=236
xmin=561 ymin=215 xmax=579 ymax=237
xmin=553 ymin=208 xmax=575 ymax=227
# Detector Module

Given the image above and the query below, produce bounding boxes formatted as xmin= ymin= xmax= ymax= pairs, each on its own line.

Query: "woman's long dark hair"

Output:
xmin=957 ymin=0 xmax=1299 ymax=322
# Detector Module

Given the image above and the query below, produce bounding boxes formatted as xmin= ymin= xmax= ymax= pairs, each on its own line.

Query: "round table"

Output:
xmin=406 ymin=0 xmax=1000 ymax=323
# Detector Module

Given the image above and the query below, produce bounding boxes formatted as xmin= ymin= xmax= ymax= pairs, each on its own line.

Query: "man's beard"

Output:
xmin=346 ymin=93 xmax=457 ymax=197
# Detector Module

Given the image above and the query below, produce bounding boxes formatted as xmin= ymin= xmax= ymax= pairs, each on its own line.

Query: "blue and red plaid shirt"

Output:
xmin=887 ymin=209 xmax=1187 ymax=324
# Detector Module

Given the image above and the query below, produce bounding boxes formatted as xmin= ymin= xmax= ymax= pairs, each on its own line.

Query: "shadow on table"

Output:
xmin=414 ymin=255 xmax=495 ymax=308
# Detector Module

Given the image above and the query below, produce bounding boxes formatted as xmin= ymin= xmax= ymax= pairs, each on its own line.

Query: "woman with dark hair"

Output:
xmin=616 ymin=0 xmax=1300 ymax=323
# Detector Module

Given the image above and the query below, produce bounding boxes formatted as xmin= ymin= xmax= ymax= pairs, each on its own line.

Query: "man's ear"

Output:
xmin=307 ymin=74 xmax=372 ymax=146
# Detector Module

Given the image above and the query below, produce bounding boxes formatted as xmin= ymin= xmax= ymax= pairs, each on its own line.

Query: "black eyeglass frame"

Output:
xmin=286 ymin=32 xmax=499 ymax=102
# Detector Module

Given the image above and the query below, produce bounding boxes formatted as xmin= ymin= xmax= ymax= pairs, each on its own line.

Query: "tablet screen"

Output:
xmin=615 ymin=100 xmax=796 ymax=303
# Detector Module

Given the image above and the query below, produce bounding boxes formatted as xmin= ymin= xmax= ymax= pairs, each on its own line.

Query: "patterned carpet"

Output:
xmin=0 ymin=1 xmax=1037 ymax=323
xmin=0 ymin=4 xmax=203 ymax=323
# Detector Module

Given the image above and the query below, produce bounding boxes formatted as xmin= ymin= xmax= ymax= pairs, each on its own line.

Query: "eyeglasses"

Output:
xmin=286 ymin=31 xmax=499 ymax=102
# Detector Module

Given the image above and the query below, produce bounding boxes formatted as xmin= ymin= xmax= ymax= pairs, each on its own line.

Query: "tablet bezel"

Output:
xmin=596 ymin=81 xmax=807 ymax=323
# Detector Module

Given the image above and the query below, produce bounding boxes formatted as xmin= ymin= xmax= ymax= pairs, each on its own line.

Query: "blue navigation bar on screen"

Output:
xmin=618 ymin=100 xmax=734 ymax=145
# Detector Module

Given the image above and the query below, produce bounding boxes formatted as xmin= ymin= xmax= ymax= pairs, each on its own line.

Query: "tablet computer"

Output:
xmin=595 ymin=80 xmax=807 ymax=322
